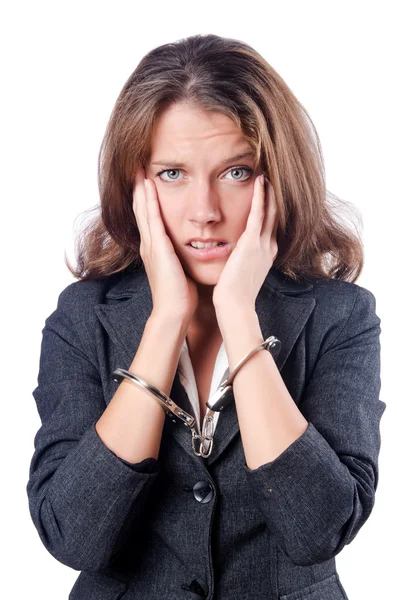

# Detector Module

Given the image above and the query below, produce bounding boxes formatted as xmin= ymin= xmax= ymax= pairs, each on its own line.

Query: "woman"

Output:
xmin=27 ymin=34 xmax=385 ymax=600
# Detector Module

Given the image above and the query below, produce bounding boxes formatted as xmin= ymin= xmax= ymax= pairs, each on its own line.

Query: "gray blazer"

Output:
xmin=26 ymin=265 xmax=385 ymax=600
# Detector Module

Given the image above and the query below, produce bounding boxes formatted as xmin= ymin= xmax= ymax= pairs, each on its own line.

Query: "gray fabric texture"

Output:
xmin=26 ymin=266 xmax=385 ymax=600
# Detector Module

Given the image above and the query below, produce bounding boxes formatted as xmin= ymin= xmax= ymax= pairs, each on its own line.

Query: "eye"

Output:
xmin=224 ymin=166 xmax=253 ymax=181
xmin=156 ymin=169 xmax=182 ymax=182
xmin=155 ymin=166 xmax=254 ymax=183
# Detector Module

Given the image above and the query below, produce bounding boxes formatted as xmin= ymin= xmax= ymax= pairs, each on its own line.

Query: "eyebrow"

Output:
xmin=150 ymin=151 xmax=255 ymax=168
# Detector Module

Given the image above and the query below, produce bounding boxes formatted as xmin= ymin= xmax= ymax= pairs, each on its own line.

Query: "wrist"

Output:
xmin=215 ymin=303 xmax=258 ymax=330
xmin=148 ymin=311 xmax=190 ymax=335
xmin=216 ymin=307 xmax=263 ymax=356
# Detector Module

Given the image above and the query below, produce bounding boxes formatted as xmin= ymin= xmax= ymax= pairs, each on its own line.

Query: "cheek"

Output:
xmin=224 ymin=202 xmax=252 ymax=236
xmin=156 ymin=197 xmax=183 ymax=239
xmin=220 ymin=185 xmax=252 ymax=209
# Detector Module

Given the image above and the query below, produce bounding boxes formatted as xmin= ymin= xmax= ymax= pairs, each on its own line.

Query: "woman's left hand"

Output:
xmin=212 ymin=174 xmax=278 ymax=312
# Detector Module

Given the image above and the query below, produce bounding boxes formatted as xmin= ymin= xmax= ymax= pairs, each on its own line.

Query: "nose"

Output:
xmin=187 ymin=181 xmax=222 ymax=225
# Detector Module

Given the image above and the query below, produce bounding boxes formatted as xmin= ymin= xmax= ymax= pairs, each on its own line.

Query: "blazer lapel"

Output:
xmin=94 ymin=266 xmax=316 ymax=466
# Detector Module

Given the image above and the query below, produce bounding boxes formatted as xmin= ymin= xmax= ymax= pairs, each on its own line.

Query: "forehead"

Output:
xmin=150 ymin=103 xmax=250 ymax=156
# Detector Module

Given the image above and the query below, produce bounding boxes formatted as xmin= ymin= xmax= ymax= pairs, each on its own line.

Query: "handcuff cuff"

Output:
xmin=112 ymin=335 xmax=281 ymax=458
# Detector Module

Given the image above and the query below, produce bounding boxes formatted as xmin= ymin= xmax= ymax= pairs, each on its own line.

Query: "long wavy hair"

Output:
xmin=65 ymin=33 xmax=364 ymax=283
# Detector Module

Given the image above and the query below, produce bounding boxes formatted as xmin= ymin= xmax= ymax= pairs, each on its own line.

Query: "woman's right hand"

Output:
xmin=132 ymin=167 xmax=199 ymax=323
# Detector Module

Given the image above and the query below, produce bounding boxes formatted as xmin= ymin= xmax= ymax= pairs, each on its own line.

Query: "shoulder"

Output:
xmin=310 ymin=276 xmax=377 ymax=307
xmin=42 ymin=272 xmax=134 ymax=365
xmin=310 ymin=276 xmax=378 ymax=315
xmin=307 ymin=277 xmax=380 ymax=352
xmin=46 ymin=270 xmax=131 ymax=335
xmin=269 ymin=266 xmax=377 ymax=313
xmin=55 ymin=267 xmax=143 ymax=310
xmin=272 ymin=266 xmax=378 ymax=325
xmin=55 ymin=275 xmax=116 ymax=318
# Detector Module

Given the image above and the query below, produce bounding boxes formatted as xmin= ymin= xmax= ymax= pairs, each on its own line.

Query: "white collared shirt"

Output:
xmin=178 ymin=338 xmax=230 ymax=438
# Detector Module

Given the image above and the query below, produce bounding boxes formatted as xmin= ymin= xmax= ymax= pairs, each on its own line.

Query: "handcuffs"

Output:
xmin=112 ymin=335 xmax=281 ymax=458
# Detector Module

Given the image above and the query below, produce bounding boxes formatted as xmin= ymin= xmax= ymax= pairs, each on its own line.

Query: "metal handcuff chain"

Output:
xmin=112 ymin=335 xmax=281 ymax=458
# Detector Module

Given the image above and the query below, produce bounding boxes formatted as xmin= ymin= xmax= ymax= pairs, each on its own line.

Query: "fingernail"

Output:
xmin=144 ymin=178 xmax=148 ymax=189
xmin=259 ymin=174 xmax=265 ymax=185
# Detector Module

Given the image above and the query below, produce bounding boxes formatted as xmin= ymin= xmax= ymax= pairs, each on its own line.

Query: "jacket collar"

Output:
xmin=105 ymin=265 xmax=314 ymax=300
xmin=94 ymin=266 xmax=316 ymax=468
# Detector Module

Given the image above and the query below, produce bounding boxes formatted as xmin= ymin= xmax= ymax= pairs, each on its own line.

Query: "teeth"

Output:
xmin=190 ymin=241 xmax=224 ymax=249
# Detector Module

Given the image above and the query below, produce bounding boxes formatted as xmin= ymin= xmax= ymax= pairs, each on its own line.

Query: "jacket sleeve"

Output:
xmin=243 ymin=285 xmax=386 ymax=566
xmin=26 ymin=285 xmax=161 ymax=571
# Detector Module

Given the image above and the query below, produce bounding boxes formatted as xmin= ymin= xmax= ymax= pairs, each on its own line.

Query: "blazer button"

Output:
xmin=193 ymin=481 xmax=214 ymax=503
xmin=188 ymin=578 xmax=209 ymax=598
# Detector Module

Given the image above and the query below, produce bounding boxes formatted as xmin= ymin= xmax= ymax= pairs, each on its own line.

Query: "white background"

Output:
xmin=1 ymin=1 xmax=395 ymax=598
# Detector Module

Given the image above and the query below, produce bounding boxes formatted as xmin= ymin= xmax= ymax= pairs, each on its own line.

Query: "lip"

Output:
xmin=185 ymin=242 xmax=232 ymax=261
xmin=185 ymin=237 xmax=228 ymax=244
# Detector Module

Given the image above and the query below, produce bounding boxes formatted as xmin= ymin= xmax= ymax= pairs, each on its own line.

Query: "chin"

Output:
xmin=185 ymin=264 xmax=223 ymax=286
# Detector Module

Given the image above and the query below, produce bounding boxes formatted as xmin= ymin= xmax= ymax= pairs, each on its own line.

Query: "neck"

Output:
xmin=192 ymin=282 xmax=217 ymax=327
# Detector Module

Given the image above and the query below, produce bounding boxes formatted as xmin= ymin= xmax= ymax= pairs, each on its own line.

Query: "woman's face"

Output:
xmin=146 ymin=102 xmax=259 ymax=287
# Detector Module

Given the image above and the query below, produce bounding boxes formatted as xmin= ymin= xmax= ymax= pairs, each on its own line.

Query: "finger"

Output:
xmin=145 ymin=177 xmax=170 ymax=246
xmin=133 ymin=168 xmax=151 ymax=245
xmin=132 ymin=166 xmax=145 ymax=214
xmin=261 ymin=180 xmax=278 ymax=240
xmin=245 ymin=174 xmax=266 ymax=235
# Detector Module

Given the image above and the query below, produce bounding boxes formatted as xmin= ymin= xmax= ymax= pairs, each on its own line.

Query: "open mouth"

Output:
xmin=185 ymin=242 xmax=231 ymax=261
xmin=188 ymin=242 xmax=227 ymax=248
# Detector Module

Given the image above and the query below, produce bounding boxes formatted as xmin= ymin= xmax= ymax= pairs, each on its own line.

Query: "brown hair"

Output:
xmin=65 ymin=33 xmax=364 ymax=284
